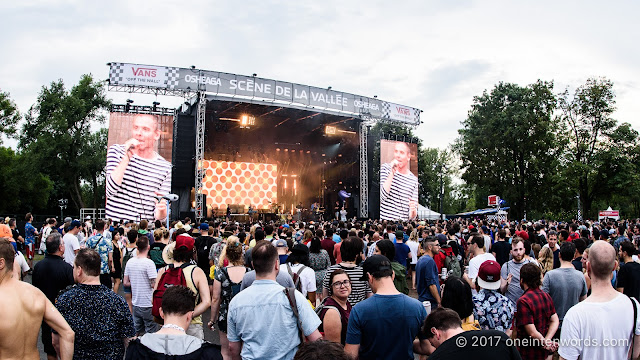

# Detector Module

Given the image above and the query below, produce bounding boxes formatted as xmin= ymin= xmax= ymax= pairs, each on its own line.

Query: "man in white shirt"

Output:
xmin=464 ymin=234 xmax=495 ymax=294
xmin=283 ymin=244 xmax=317 ymax=304
xmin=62 ymin=221 xmax=82 ymax=266
xmin=559 ymin=241 xmax=640 ymax=360
xmin=124 ymin=236 xmax=159 ymax=335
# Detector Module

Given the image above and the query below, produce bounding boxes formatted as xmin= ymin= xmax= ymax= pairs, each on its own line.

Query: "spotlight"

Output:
xmin=253 ymin=73 xmax=257 ymax=77
xmin=325 ymin=126 xmax=337 ymax=135
xmin=191 ymin=65 xmax=196 ymax=69
xmin=328 ymin=86 xmax=332 ymax=90
xmin=276 ymin=148 xmax=280 ymax=151
xmin=152 ymin=101 xmax=160 ymax=112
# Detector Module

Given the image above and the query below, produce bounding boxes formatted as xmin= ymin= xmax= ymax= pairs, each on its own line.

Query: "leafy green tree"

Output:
xmin=417 ymin=147 xmax=456 ymax=214
xmin=454 ymin=80 xmax=559 ymax=220
xmin=19 ymin=75 xmax=110 ymax=212
xmin=0 ymin=147 xmax=53 ymax=213
xmin=558 ymin=77 xmax=639 ymax=217
xmin=0 ymin=90 xmax=20 ymax=144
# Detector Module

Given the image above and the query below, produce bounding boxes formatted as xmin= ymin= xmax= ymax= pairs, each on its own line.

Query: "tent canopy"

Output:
xmin=417 ymin=204 xmax=441 ymax=220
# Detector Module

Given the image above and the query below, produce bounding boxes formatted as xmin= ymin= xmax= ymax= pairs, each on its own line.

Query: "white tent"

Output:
xmin=417 ymin=204 xmax=442 ymax=220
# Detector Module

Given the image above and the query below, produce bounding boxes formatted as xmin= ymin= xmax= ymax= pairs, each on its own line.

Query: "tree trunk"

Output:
xmin=71 ymin=179 xmax=85 ymax=210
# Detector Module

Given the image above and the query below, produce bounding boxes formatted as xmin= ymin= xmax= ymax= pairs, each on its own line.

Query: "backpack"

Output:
xmin=149 ymin=243 xmax=166 ymax=268
xmin=121 ymin=247 xmax=136 ymax=278
xmin=315 ymin=297 xmax=339 ymax=317
xmin=219 ymin=267 xmax=246 ymax=302
xmin=444 ymin=252 xmax=462 ymax=278
xmin=286 ymin=263 xmax=307 ymax=293
xmin=152 ymin=263 xmax=197 ymax=319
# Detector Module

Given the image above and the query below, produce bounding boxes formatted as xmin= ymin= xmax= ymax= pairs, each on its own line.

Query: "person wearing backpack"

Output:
xmin=121 ymin=229 xmax=139 ymax=312
xmin=374 ymin=239 xmax=409 ymax=295
xmin=149 ymin=228 xmax=169 ymax=270
xmin=155 ymin=234 xmax=211 ymax=340
xmin=285 ymin=244 xmax=317 ymax=305
xmin=317 ymin=269 xmax=352 ymax=344
xmin=209 ymin=236 xmax=249 ymax=359
xmin=86 ymin=219 xmax=114 ymax=289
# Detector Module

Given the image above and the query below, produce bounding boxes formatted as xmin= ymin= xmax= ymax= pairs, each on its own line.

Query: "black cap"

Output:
xmin=359 ymin=255 xmax=392 ymax=281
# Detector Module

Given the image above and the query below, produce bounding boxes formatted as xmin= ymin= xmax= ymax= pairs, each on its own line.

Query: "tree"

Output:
xmin=558 ymin=77 xmax=639 ymax=217
xmin=0 ymin=90 xmax=20 ymax=144
xmin=19 ymin=75 xmax=111 ymax=212
xmin=454 ymin=80 xmax=559 ymax=220
xmin=417 ymin=147 xmax=456 ymax=214
xmin=0 ymin=147 xmax=53 ymax=213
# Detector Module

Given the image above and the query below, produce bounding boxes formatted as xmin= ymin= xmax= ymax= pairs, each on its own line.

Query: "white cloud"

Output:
xmin=1 ymin=0 xmax=638 ymax=152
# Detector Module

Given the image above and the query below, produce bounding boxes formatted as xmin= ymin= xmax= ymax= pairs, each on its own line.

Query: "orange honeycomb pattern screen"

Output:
xmin=201 ymin=160 xmax=278 ymax=210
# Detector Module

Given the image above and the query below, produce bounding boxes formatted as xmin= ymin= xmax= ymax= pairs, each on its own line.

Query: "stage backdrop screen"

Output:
xmin=379 ymin=140 xmax=419 ymax=221
xmin=105 ymin=112 xmax=174 ymax=222
xmin=201 ymin=160 xmax=278 ymax=211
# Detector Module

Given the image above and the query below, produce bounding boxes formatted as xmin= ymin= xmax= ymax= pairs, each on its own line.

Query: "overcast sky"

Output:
xmin=2 ymin=0 xmax=639 ymax=150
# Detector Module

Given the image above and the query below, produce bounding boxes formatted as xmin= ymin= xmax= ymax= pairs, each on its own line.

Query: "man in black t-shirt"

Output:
xmin=194 ymin=223 xmax=216 ymax=286
xmin=490 ymin=229 xmax=511 ymax=266
xmin=617 ymin=240 xmax=640 ymax=301
xmin=415 ymin=307 xmax=521 ymax=360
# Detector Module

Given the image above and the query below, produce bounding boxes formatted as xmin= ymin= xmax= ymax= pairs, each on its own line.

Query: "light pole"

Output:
xmin=439 ymin=164 xmax=447 ymax=221
xmin=58 ymin=198 xmax=68 ymax=221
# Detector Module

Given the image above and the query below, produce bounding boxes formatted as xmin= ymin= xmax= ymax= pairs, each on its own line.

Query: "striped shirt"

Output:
xmin=379 ymin=163 xmax=418 ymax=220
xmin=322 ymin=264 xmax=372 ymax=305
xmin=105 ymin=144 xmax=171 ymax=222
xmin=124 ymin=257 xmax=157 ymax=307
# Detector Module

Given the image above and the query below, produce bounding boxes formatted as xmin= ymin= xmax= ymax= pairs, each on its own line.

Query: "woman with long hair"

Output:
xmin=210 ymin=236 xmax=248 ymax=360
xmin=302 ymin=229 xmax=314 ymax=246
xmin=318 ymin=269 xmax=352 ymax=344
xmin=441 ymin=276 xmax=479 ymax=330
xmin=110 ymin=229 xmax=123 ymax=294
xmin=309 ymin=237 xmax=331 ymax=292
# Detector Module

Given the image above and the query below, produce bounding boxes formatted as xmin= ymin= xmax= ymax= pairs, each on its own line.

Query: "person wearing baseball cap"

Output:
xmin=62 ymin=220 xmax=82 ymax=266
xmin=155 ymin=233 xmax=211 ymax=339
xmin=472 ymin=260 xmax=515 ymax=334
xmin=274 ymin=239 xmax=289 ymax=264
xmin=345 ymin=255 xmax=427 ymax=360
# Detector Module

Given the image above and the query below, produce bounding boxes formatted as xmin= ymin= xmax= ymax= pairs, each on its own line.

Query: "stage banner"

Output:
xmin=379 ymin=139 xmax=419 ymax=221
xmin=105 ymin=112 xmax=174 ymax=223
xmin=109 ymin=62 xmax=421 ymax=125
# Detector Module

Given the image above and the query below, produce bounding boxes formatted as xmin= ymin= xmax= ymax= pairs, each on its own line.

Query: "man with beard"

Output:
xmin=500 ymin=237 xmax=533 ymax=305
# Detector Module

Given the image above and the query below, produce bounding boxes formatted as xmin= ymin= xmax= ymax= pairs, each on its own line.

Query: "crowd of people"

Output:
xmin=0 ymin=215 xmax=639 ymax=359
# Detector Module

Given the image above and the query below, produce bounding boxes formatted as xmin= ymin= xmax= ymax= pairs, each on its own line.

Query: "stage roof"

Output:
xmin=108 ymin=62 xmax=421 ymax=126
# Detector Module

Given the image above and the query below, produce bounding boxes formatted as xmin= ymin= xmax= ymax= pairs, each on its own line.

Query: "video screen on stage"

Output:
xmin=201 ymin=160 xmax=278 ymax=211
xmin=379 ymin=139 xmax=419 ymax=221
xmin=105 ymin=112 xmax=174 ymax=222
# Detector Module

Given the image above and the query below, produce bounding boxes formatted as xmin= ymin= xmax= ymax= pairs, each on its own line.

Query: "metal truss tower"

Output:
xmin=194 ymin=91 xmax=207 ymax=221
xmin=359 ymin=122 xmax=369 ymax=218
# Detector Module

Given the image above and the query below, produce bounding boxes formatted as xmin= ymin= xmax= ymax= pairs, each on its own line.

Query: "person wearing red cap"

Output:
xmin=156 ymin=234 xmax=211 ymax=339
xmin=472 ymin=260 xmax=515 ymax=335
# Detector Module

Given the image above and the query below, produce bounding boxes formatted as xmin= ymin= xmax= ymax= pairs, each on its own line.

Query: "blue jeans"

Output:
xmin=132 ymin=306 xmax=159 ymax=335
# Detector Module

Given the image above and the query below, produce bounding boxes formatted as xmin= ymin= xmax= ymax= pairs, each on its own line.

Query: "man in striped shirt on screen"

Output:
xmin=380 ymin=141 xmax=418 ymax=221
xmin=106 ymin=114 xmax=171 ymax=223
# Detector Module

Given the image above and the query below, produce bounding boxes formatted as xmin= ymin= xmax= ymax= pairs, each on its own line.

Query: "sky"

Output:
xmin=1 ymin=0 xmax=639 ymax=150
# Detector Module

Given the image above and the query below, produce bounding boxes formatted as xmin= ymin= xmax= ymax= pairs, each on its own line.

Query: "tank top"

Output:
xmin=319 ymin=297 xmax=352 ymax=344
xmin=176 ymin=263 xmax=202 ymax=325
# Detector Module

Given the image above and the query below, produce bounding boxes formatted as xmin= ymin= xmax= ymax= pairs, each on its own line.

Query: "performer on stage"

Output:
xmin=105 ymin=114 xmax=171 ymax=223
xmin=334 ymin=201 xmax=340 ymax=220
xmin=380 ymin=141 xmax=418 ymax=220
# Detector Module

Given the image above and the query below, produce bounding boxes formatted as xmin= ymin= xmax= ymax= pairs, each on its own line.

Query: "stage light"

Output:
xmin=338 ymin=154 xmax=342 ymax=157
xmin=276 ymin=148 xmax=280 ymax=151
xmin=284 ymin=149 xmax=288 ymax=152
xmin=306 ymin=150 xmax=310 ymax=154
xmin=253 ymin=73 xmax=257 ymax=77
xmin=191 ymin=65 xmax=196 ymax=69
xmin=322 ymin=154 xmax=326 ymax=157
xmin=241 ymin=115 xmax=248 ymax=126
xmin=125 ymin=99 xmax=134 ymax=112
xmin=152 ymin=101 xmax=160 ymax=112
xmin=325 ymin=126 xmax=337 ymax=135
xmin=328 ymin=86 xmax=332 ymax=90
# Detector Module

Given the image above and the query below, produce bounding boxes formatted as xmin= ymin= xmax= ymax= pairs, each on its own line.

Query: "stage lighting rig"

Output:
xmin=325 ymin=126 xmax=337 ymax=135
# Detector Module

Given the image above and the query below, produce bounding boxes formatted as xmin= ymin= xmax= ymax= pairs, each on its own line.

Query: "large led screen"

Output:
xmin=201 ymin=160 xmax=278 ymax=211
xmin=379 ymin=140 xmax=419 ymax=221
xmin=105 ymin=112 xmax=174 ymax=222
